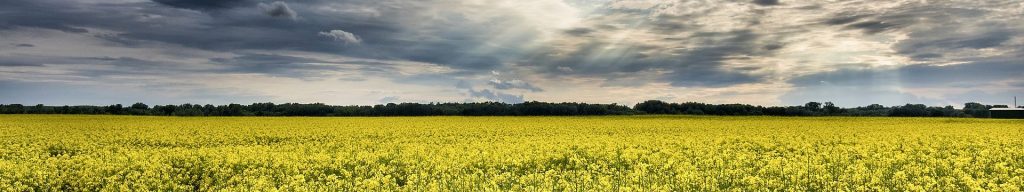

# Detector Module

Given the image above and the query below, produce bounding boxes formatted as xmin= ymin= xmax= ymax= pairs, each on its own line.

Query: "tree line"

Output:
xmin=0 ymin=102 xmax=635 ymax=116
xmin=633 ymin=100 xmax=1010 ymax=118
xmin=0 ymin=100 xmax=1016 ymax=117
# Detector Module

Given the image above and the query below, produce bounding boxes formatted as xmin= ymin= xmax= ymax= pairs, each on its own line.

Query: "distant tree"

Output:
xmin=890 ymin=104 xmax=929 ymax=117
xmin=804 ymin=102 xmax=822 ymax=111
xmin=0 ymin=100 xmax=986 ymax=118
xmin=865 ymin=104 xmax=885 ymax=110
xmin=963 ymin=102 xmax=990 ymax=118
xmin=127 ymin=102 xmax=150 ymax=115
xmin=106 ymin=104 xmax=124 ymax=115
xmin=634 ymin=100 xmax=676 ymax=114
xmin=29 ymin=104 xmax=49 ymax=114
xmin=823 ymin=102 xmax=841 ymax=115
xmin=131 ymin=102 xmax=148 ymax=110
xmin=1 ymin=104 xmax=26 ymax=114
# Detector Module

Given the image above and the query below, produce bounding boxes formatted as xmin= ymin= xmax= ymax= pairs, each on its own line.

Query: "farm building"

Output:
xmin=989 ymin=108 xmax=1024 ymax=119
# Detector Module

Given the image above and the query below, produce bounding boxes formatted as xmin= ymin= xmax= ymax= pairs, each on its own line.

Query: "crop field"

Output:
xmin=0 ymin=115 xmax=1022 ymax=191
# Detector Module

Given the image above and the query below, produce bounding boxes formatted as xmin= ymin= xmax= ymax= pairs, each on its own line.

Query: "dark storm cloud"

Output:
xmin=0 ymin=0 xmax=91 ymax=33
xmin=662 ymin=31 xmax=765 ymax=87
xmin=646 ymin=15 xmax=692 ymax=34
xmin=1 ymin=0 xmax=528 ymax=74
xmin=209 ymin=54 xmax=329 ymax=75
xmin=563 ymin=28 xmax=595 ymax=36
xmin=834 ymin=19 xmax=895 ymax=32
xmin=845 ymin=21 xmax=897 ymax=34
xmin=529 ymin=28 xmax=770 ymax=88
xmin=2 ymin=0 xmax=778 ymax=87
xmin=0 ymin=55 xmax=166 ymax=69
xmin=825 ymin=6 xmax=992 ymax=36
xmin=258 ymin=1 xmax=296 ymax=19
xmin=785 ymin=2 xmax=1024 ymax=106
xmin=0 ymin=0 xmax=204 ymax=36
xmin=94 ymin=34 xmax=146 ymax=47
xmin=2 ymin=0 xmax=1022 ymax=105
xmin=74 ymin=56 xmax=189 ymax=77
xmin=84 ymin=56 xmax=170 ymax=69
xmin=152 ymin=0 xmax=255 ymax=10
xmin=208 ymin=53 xmax=401 ymax=79
xmin=752 ymin=0 xmax=779 ymax=6
xmin=520 ymin=2 xmax=788 ymax=88
xmin=762 ymin=44 xmax=783 ymax=51
xmin=895 ymin=28 xmax=1014 ymax=59
xmin=823 ymin=15 xmax=864 ymax=25
xmin=0 ymin=57 xmax=45 ymax=67
xmin=805 ymin=3 xmax=1023 ymax=82
xmin=832 ymin=5 xmax=1022 ymax=61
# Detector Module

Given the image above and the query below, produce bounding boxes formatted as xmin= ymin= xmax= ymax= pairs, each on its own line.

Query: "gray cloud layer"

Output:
xmin=1 ymin=0 xmax=1021 ymax=106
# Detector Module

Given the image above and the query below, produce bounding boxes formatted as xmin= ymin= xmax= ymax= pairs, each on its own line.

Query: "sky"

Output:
xmin=1 ymin=0 xmax=1022 ymax=107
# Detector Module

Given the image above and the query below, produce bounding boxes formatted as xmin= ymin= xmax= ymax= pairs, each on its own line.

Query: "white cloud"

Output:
xmin=318 ymin=30 xmax=362 ymax=44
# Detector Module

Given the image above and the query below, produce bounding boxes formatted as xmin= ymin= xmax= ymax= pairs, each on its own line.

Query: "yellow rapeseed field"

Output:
xmin=0 ymin=115 xmax=1022 ymax=191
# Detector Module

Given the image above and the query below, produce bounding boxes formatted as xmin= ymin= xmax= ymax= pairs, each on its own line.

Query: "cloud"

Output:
xmin=895 ymin=27 xmax=1015 ymax=60
xmin=378 ymin=96 xmax=400 ymax=104
xmin=209 ymin=53 xmax=331 ymax=76
xmin=0 ymin=57 xmax=45 ymax=67
xmin=454 ymin=80 xmax=473 ymax=89
xmin=151 ymin=0 xmax=254 ymax=11
xmin=845 ymin=21 xmax=897 ymax=34
xmin=786 ymin=58 xmax=1024 ymax=106
xmin=823 ymin=15 xmax=864 ymax=25
xmin=522 ymin=3 xmax=784 ymax=88
xmin=752 ymin=0 xmax=779 ymax=6
xmin=556 ymin=66 xmax=573 ymax=72
xmin=0 ymin=79 xmax=265 ymax=105
xmin=1011 ymin=81 xmax=1024 ymax=88
xmin=488 ymin=79 xmax=543 ymax=92
xmin=528 ymin=28 xmax=770 ymax=86
xmin=661 ymin=31 xmax=766 ymax=87
xmin=1 ymin=0 xmax=555 ymax=73
xmin=13 ymin=43 xmax=35 ymax=47
xmin=789 ymin=59 xmax=1024 ymax=88
xmin=258 ymin=1 xmax=297 ymax=20
xmin=0 ymin=0 xmax=92 ymax=33
xmin=563 ymin=28 xmax=595 ymax=36
xmin=468 ymin=89 xmax=525 ymax=104
xmin=319 ymin=30 xmax=362 ymax=45
xmin=2 ymin=0 xmax=1023 ymax=106
xmin=0 ymin=55 xmax=181 ymax=75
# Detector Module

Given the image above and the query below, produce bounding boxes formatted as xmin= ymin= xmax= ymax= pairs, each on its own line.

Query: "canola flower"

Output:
xmin=0 ymin=115 xmax=1022 ymax=191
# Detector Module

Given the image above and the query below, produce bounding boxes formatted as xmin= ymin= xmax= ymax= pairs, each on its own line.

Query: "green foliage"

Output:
xmin=0 ymin=100 xmax=999 ymax=117
xmin=633 ymin=100 xmax=976 ymax=117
